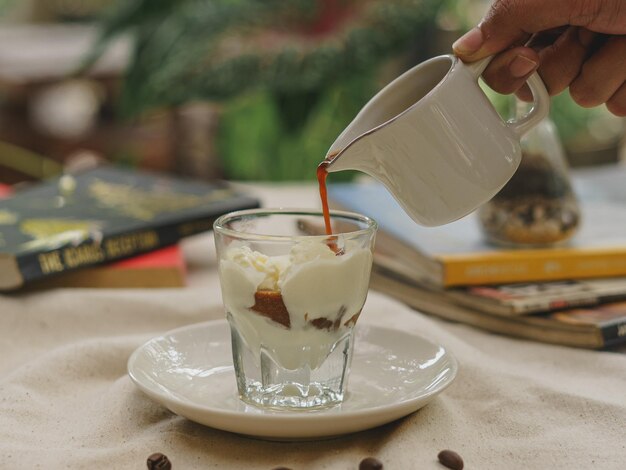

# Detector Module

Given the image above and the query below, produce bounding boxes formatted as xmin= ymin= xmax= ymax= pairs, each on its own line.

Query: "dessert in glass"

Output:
xmin=214 ymin=208 xmax=376 ymax=410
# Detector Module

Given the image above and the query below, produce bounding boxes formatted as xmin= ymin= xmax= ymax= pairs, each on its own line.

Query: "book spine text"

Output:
xmin=15 ymin=219 xmax=215 ymax=287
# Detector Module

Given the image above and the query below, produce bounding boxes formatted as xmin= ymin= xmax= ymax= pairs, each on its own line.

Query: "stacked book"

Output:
xmin=0 ymin=166 xmax=259 ymax=291
xmin=328 ymin=164 xmax=626 ymax=349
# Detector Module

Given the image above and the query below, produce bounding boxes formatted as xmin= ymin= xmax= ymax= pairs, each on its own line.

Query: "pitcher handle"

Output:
xmin=465 ymin=55 xmax=550 ymax=137
xmin=506 ymin=72 xmax=550 ymax=136
xmin=466 ymin=56 xmax=493 ymax=78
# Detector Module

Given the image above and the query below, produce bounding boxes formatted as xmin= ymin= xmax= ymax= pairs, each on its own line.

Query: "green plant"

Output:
xmin=85 ymin=0 xmax=442 ymax=179
xmin=86 ymin=0 xmax=440 ymax=114
xmin=0 ymin=0 xmax=16 ymax=15
xmin=218 ymin=72 xmax=375 ymax=181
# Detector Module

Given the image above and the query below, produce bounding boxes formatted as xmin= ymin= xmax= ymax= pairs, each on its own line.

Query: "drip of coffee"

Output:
xmin=317 ymin=160 xmax=332 ymax=236
xmin=317 ymin=154 xmax=343 ymax=254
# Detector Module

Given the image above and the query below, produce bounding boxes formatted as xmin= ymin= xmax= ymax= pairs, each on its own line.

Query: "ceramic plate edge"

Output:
xmin=127 ymin=319 xmax=458 ymax=425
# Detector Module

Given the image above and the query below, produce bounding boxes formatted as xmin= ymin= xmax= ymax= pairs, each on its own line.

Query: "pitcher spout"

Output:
xmin=323 ymin=126 xmax=381 ymax=174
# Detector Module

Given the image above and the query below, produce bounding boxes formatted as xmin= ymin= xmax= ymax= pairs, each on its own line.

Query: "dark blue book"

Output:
xmin=0 ymin=166 xmax=259 ymax=290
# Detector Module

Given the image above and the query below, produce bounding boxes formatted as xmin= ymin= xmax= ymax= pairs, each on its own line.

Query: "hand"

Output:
xmin=452 ymin=0 xmax=626 ymax=116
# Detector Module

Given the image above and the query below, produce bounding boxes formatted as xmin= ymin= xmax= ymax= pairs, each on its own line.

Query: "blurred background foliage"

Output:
xmin=0 ymin=0 xmax=623 ymax=183
xmin=87 ymin=0 xmax=626 ymax=179
xmin=84 ymin=0 xmax=442 ymax=181
xmin=84 ymin=0 xmax=440 ymax=112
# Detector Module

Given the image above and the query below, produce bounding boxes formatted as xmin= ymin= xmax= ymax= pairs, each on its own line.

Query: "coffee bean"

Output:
xmin=437 ymin=449 xmax=463 ymax=470
xmin=359 ymin=457 xmax=383 ymax=470
xmin=147 ymin=452 xmax=172 ymax=470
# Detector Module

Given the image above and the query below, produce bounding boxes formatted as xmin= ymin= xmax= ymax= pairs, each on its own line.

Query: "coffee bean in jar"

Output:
xmin=479 ymin=150 xmax=580 ymax=247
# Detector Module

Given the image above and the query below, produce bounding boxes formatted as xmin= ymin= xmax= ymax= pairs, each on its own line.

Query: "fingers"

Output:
xmin=453 ymin=0 xmax=569 ymax=60
xmin=480 ymin=26 xmax=591 ymax=98
xmin=526 ymin=27 xmax=598 ymax=98
xmin=569 ymin=35 xmax=626 ymax=108
xmin=480 ymin=26 xmax=625 ymax=114
xmin=452 ymin=0 xmax=626 ymax=117
xmin=481 ymin=47 xmax=539 ymax=95
xmin=453 ymin=0 xmax=626 ymax=62
xmin=607 ymin=82 xmax=626 ymax=116
xmin=525 ymin=26 xmax=569 ymax=50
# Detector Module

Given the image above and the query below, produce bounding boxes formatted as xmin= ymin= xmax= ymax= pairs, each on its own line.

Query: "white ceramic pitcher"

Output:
xmin=324 ymin=54 xmax=550 ymax=226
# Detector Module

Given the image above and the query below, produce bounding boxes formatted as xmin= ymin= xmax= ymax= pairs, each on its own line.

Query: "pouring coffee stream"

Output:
xmin=317 ymin=53 xmax=550 ymax=229
xmin=317 ymin=158 xmax=334 ymax=236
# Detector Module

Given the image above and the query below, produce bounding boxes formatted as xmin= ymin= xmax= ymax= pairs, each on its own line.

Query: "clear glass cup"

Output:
xmin=214 ymin=208 xmax=377 ymax=410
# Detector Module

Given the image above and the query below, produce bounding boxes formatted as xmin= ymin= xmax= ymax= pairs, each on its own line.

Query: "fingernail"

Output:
xmin=453 ymin=27 xmax=484 ymax=55
xmin=509 ymin=55 xmax=538 ymax=78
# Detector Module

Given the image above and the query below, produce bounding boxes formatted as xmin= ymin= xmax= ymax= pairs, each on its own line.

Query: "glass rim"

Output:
xmin=213 ymin=207 xmax=377 ymax=241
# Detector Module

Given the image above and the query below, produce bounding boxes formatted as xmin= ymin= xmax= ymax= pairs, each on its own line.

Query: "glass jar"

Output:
xmin=478 ymin=109 xmax=581 ymax=247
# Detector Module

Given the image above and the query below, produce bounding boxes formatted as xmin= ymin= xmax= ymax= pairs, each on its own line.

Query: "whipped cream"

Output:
xmin=218 ymin=240 xmax=372 ymax=370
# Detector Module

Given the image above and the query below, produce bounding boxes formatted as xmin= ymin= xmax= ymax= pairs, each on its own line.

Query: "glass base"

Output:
xmin=239 ymin=381 xmax=344 ymax=410
xmin=228 ymin=314 xmax=353 ymax=411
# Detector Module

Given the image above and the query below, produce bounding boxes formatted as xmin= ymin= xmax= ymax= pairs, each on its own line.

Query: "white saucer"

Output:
xmin=128 ymin=319 xmax=457 ymax=440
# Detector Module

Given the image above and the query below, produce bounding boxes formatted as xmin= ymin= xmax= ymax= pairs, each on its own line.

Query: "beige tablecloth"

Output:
xmin=1 ymin=184 xmax=625 ymax=470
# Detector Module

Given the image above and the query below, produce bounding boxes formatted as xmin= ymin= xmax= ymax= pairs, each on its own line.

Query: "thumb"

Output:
xmin=453 ymin=0 xmax=625 ymax=61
